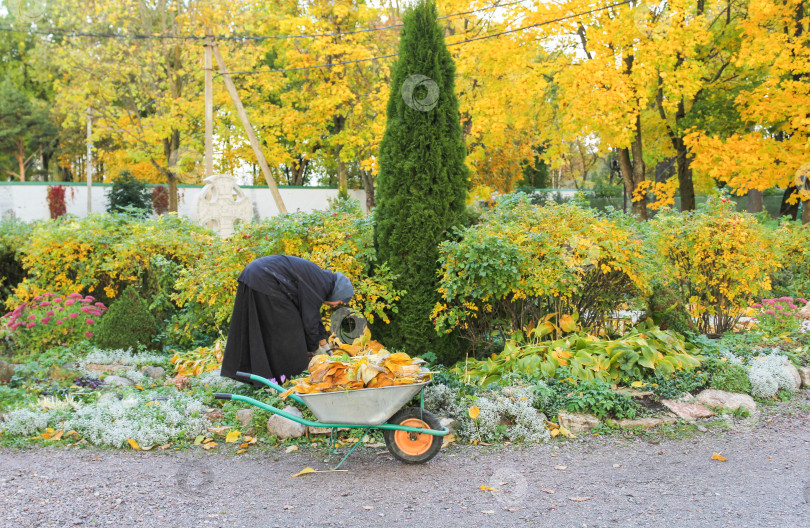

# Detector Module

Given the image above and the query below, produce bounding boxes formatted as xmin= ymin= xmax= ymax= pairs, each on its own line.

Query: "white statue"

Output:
xmin=196 ymin=174 xmax=254 ymax=238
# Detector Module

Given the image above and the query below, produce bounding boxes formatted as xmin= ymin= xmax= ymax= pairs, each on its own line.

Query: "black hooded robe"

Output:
xmin=221 ymin=255 xmax=337 ymax=383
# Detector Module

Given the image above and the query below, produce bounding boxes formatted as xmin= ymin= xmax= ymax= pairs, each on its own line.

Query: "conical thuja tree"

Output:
xmin=374 ymin=0 xmax=469 ymax=363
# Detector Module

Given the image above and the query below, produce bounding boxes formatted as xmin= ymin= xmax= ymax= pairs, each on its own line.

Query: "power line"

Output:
xmin=232 ymin=0 xmax=533 ymax=40
xmin=224 ymin=0 xmax=634 ymax=76
xmin=0 ymin=0 xmax=534 ymax=42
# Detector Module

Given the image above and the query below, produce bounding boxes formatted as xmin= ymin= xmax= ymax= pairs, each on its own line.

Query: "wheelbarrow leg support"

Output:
xmin=327 ymin=427 xmax=370 ymax=470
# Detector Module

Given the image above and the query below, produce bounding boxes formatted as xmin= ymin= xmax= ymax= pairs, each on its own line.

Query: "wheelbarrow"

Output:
xmin=214 ymin=371 xmax=449 ymax=468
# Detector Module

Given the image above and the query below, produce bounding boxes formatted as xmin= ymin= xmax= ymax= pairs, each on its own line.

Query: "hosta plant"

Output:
xmin=454 ymin=319 xmax=701 ymax=386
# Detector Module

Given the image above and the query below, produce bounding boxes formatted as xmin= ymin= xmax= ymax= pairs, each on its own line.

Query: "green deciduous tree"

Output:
xmin=374 ymin=0 xmax=469 ymax=363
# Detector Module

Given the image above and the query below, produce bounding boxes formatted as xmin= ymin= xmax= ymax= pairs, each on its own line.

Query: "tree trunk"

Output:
xmin=15 ymin=137 xmax=26 ymax=181
xmin=361 ymin=170 xmax=375 ymax=210
xmin=674 ymin=137 xmax=696 ymax=211
xmin=163 ymin=131 xmax=180 ymax=212
xmin=747 ymin=189 xmax=763 ymax=213
xmin=630 ymin=115 xmax=648 ymax=220
xmin=618 ymin=146 xmax=647 ymax=220
xmin=803 ymin=198 xmax=810 ymax=224
xmin=291 ymin=155 xmax=308 ymax=186
xmin=779 ymin=185 xmax=800 ymax=220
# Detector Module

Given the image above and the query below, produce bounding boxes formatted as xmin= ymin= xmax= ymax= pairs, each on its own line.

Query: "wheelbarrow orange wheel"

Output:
xmin=383 ymin=407 xmax=442 ymax=464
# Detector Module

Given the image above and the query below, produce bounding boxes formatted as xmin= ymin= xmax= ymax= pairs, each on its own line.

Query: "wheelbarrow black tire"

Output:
xmin=383 ymin=407 xmax=443 ymax=464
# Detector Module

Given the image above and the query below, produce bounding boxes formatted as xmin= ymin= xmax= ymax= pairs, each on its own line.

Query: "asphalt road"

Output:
xmin=1 ymin=403 xmax=809 ymax=528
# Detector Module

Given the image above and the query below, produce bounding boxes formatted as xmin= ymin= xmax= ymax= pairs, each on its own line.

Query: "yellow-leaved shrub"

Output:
xmin=432 ymin=196 xmax=653 ymax=352
xmin=651 ymin=196 xmax=778 ymax=333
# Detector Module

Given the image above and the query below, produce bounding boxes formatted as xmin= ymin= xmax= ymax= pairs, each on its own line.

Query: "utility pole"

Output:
xmin=211 ymin=42 xmax=287 ymax=214
xmin=204 ymin=31 xmax=214 ymax=179
xmin=86 ymin=107 xmax=92 ymax=215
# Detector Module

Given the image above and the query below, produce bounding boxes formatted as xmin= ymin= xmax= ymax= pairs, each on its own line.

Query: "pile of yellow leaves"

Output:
xmin=170 ymin=340 xmax=224 ymax=377
xmin=280 ymin=336 xmax=430 ymax=398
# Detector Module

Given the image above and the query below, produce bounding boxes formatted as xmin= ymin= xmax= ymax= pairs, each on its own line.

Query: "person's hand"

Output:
xmin=317 ymin=343 xmax=331 ymax=355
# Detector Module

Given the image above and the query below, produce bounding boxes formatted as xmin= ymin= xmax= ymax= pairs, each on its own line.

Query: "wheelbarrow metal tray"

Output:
xmin=298 ymin=381 xmax=430 ymax=426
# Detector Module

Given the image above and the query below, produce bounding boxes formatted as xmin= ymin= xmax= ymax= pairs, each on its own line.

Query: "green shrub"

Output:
xmin=373 ymin=1 xmax=469 ymax=364
xmin=0 ymin=217 xmax=34 ymax=301
xmin=531 ymin=378 xmax=639 ymax=420
xmin=433 ymin=197 xmax=653 ymax=353
xmin=648 ymin=368 xmax=710 ymax=399
xmin=106 ymin=171 xmax=151 ymax=215
xmin=93 ymin=286 xmax=157 ymax=350
xmin=560 ymin=379 xmax=639 ymax=420
xmin=645 ymin=280 xmax=695 ymax=335
xmin=709 ymin=361 xmax=751 ymax=394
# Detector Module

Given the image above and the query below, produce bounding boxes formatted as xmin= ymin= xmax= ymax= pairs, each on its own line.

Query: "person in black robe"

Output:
xmin=221 ymin=255 xmax=354 ymax=383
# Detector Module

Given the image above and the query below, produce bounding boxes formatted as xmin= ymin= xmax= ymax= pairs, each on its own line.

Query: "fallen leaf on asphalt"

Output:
xmin=568 ymin=497 xmax=592 ymax=502
xmin=193 ymin=435 xmax=205 ymax=446
xmin=481 ymin=510 xmax=495 ymax=515
xmin=290 ymin=467 xmax=348 ymax=477
xmin=286 ymin=445 xmax=298 ymax=453
xmin=202 ymin=441 xmax=217 ymax=450
xmin=140 ymin=445 xmax=154 ymax=451
xmin=283 ymin=505 xmax=294 ymax=510
xmin=546 ymin=421 xmax=559 ymax=430
xmin=236 ymin=449 xmax=247 ymax=455
xmin=40 ymin=428 xmax=56 ymax=440
xmin=442 ymin=434 xmax=456 ymax=447
xmin=48 ymin=430 xmax=64 ymax=442
xmin=225 ymin=430 xmax=242 ymax=443
xmin=245 ymin=436 xmax=258 ymax=445
xmin=127 ymin=439 xmax=141 ymax=451
xmin=479 ymin=442 xmax=492 ymax=446
xmin=613 ymin=464 xmax=621 ymax=468
xmin=554 ymin=465 xmax=567 ymax=470
xmin=541 ymin=488 xmax=556 ymax=494
xmin=367 ymin=442 xmax=386 ymax=448
xmin=480 ymin=485 xmax=499 ymax=492
xmin=504 ymin=507 xmax=520 ymax=512
xmin=291 ymin=467 xmax=317 ymax=477
xmin=468 ymin=406 xmax=480 ymax=419
xmin=712 ymin=452 xmax=727 ymax=462
xmin=363 ymin=506 xmax=373 ymax=510
xmin=65 ymin=430 xmax=80 ymax=439
xmin=160 ymin=444 xmax=171 ymax=450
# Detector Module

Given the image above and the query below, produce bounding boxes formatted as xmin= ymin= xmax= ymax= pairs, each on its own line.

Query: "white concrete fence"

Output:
xmin=0 ymin=182 xmax=367 ymax=222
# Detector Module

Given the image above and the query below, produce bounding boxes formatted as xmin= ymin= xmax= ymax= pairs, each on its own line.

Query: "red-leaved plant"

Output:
xmin=152 ymin=185 xmax=169 ymax=215
xmin=47 ymin=185 xmax=67 ymax=219
xmin=2 ymin=293 xmax=107 ymax=354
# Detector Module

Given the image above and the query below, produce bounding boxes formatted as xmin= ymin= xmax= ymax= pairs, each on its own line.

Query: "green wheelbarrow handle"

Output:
xmin=232 ymin=371 xmax=307 ymax=406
